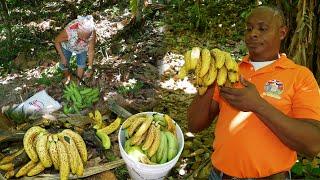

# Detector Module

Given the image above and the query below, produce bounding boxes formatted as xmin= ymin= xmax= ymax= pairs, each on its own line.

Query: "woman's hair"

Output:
xmin=77 ymin=15 xmax=95 ymax=33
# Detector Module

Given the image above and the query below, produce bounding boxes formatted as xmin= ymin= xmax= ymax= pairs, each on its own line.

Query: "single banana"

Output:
xmin=159 ymin=132 xmax=168 ymax=164
xmin=27 ymin=162 xmax=45 ymax=176
xmin=76 ymin=150 xmax=84 ymax=176
xmin=147 ymin=125 xmax=161 ymax=157
xmin=35 ymin=132 xmax=52 ymax=168
xmin=129 ymin=131 xmax=143 ymax=145
xmin=187 ymin=47 xmax=201 ymax=70
xmin=97 ymin=116 xmax=122 ymax=135
xmin=96 ymin=131 xmax=111 ymax=150
xmin=122 ymin=114 xmax=145 ymax=129
xmin=156 ymin=131 xmax=166 ymax=163
xmin=199 ymin=48 xmax=211 ymax=77
xmin=224 ymin=78 xmax=233 ymax=88
xmin=48 ymin=136 xmax=59 ymax=170
xmin=232 ymin=60 xmax=239 ymax=72
xmin=127 ymin=117 xmax=146 ymax=137
xmin=0 ymin=149 xmax=24 ymax=165
xmin=61 ymin=129 xmax=87 ymax=163
xmin=224 ymin=52 xmax=235 ymax=71
xmin=23 ymin=126 xmax=46 ymax=162
xmin=217 ymin=66 xmax=228 ymax=86
xmin=196 ymin=76 xmax=204 ymax=87
xmin=136 ymin=130 xmax=148 ymax=146
xmin=150 ymin=154 xmax=157 ymax=164
xmin=142 ymin=124 xmax=156 ymax=151
xmin=203 ymin=57 xmax=218 ymax=86
xmin=153 ymin=114 xmax=167 ymax=127
xmin=140 ymin=156 xmax=156 ymax=165
xmin=165 ymin=131 xmax=178 ymax=161
xmin=211 ymin=48 xmax=225 ymax=69
xmin=80 ymin=88 xmax=93 ymax=95
xmin=203 ymin=70 xmax=217 ymax=86
xmin=15 ymin=161 xmax=37 ymax=177
xmin=195 ymin=54 xmax=202 ymax=86
xmin=133 ymin=115 xmax=153 ymax=138
xmin=164 ymin=114 xmax=176 ymax=135
xmin=184 ymin=50 xmax=192 ymax=71
xmin=198 ymin=86 xmax=208 ymax=95
xmin=56 ymin=140 xmax=70 ymax=180
xmin=93 ymin=110 xmax=104 ymax=129
xmin=59 ymin=134 xmax=82 ymax=175
xmin=228 ymin=71 xmax=239 ymax=83
xmin=177 ymin=65 xmax=188 ymax=79
xmin=0 ymin=163 xmax=14 ymax=171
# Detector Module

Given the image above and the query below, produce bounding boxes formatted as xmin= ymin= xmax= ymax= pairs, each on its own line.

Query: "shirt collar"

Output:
xmin=241 ymin=53 xmax=296 ymax=69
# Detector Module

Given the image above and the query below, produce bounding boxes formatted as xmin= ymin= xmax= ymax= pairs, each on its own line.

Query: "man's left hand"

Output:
xmin=220 ymin=76 xmax=264 ymax=112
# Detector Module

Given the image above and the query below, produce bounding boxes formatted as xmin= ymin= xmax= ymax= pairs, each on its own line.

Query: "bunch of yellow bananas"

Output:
xmin=89 ymin=110 xmax=122 ymax=150
xmin=178 ymin=47 xmax=239 ymax=95
xmin=18 ymin=126 xmax=87 ymax=180
xmin=123 ymin=113 xmax=178 ymax=165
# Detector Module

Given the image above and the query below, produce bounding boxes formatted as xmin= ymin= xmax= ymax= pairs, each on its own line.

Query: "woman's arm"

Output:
xmin=87 ymin=30 xmax=96 ymax=67
xmin=54 ymin=30 xmax=69 ymax=65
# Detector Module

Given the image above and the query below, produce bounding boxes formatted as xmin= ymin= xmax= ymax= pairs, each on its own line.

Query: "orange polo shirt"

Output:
xmin=211 ymin=54 xmax=320 ymax=178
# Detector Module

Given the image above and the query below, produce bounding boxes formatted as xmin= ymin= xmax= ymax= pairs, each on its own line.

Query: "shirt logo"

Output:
xmin=263 ymin=80 xmax=284 ymax=99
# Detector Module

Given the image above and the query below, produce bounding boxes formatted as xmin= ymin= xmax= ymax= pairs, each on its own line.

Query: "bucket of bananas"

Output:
xmin=118 ymin=112 xmax=184 ymax=180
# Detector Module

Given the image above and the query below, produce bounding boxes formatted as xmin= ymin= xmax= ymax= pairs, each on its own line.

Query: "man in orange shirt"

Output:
xmin=187 ymin=6 xmax=320 ymax=179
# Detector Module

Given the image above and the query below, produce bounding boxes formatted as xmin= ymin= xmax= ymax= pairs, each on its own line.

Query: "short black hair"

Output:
xmin=248 ymin=6 xmax=286 ymax=27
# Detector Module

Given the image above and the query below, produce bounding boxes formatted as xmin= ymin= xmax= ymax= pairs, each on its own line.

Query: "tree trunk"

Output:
xmin=274 ymin=0 xmax=319 ymax=84
xmin=135 ymin=0 xmax=144 ymax=25
xmin=314 ymin=1 xmax=320 ymax=83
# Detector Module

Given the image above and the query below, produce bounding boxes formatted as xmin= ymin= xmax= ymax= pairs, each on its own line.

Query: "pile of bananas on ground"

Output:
xmin=123 ymin=113 xmax=179 ymax=165
xmin=89 ymin=110 xmax=122 ymax=150
xmin=63 ymin=81 xmax=100 ymax=114
xmin=177 ymin=47 xmax=239 ymax=95
xmin=19 ymin=126 xmax=87 ymax=179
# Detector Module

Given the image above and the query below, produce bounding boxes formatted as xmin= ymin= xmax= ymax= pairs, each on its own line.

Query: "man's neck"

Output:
xmin=250 ymin=53 xmax=280 ymax=62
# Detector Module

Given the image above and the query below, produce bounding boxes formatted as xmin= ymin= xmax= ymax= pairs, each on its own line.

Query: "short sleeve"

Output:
xmin=65 ymin=20 xmax=79 ymax=40
xmin=291 ymin=68 xmax=320 ymax=120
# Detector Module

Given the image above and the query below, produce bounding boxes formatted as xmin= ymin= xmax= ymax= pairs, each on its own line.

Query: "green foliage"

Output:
xmin=291 ymin=157 xmax=320 ymax=179
xmin=36 ymin=64 xmax=63 ymax=86
xmin=130 ymin=0 xmax=138 ymax=15
xmin=36 ymin=74 xmax=52 ymax=86
xmin=114 ymin=166 xmax=129 ymax=180
xmin=117 ymin=81 xmax=144 ymax=96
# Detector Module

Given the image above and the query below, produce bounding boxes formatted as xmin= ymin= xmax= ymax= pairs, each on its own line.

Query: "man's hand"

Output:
xmin=220 ymin=76 xmax=263 ymax=112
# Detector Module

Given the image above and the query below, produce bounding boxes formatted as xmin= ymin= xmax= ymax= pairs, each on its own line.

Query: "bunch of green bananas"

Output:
xmin=123 ymin=113 xmax=179 ymax=165
xmin=62 ymin=81 xmax=100 ymax=114
xmin=178 ymin=47 xmax=239 ymax=95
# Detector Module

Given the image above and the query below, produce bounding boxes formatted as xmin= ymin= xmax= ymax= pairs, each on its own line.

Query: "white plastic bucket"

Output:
xmin=118 ymin=112 xmax=184 ymax=180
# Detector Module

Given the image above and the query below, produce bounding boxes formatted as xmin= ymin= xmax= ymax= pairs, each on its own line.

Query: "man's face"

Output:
xmin=244 ymin=9 xmax=286 ymax=61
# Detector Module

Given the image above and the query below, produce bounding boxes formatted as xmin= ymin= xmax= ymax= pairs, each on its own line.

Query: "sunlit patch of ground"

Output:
xmin=157 ymin=52 xmax=197 ymax=94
